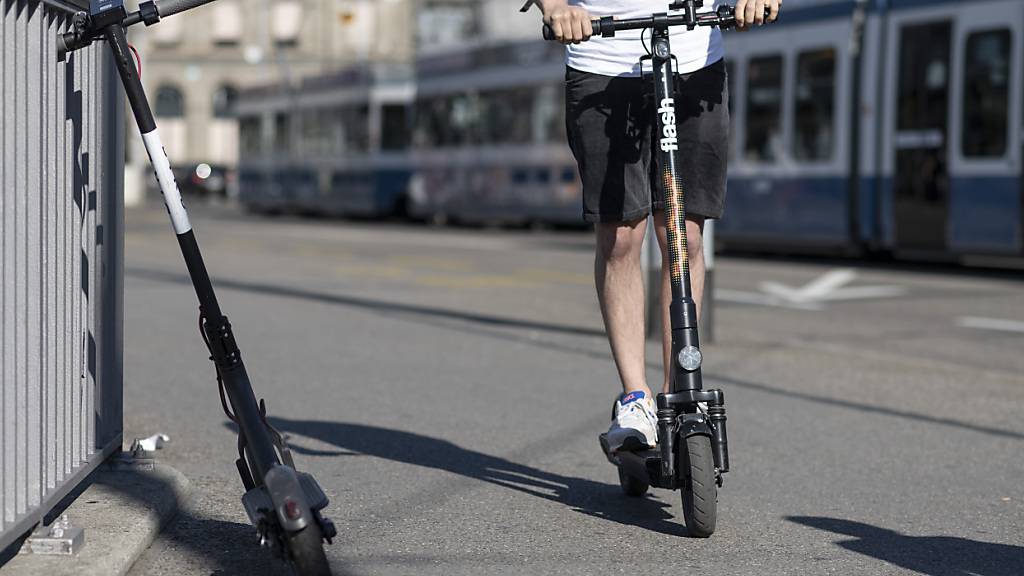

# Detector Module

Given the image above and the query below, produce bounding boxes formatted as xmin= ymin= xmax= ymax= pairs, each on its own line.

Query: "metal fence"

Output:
xmin=1 ymin=0 xmax=124 ymax=553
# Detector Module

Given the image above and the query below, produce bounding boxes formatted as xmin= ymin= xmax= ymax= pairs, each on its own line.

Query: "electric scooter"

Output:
xmin=57 ymin=1 xmax=335 ymax=573
xmin=543 ymin=0 xmax=771 ymax=538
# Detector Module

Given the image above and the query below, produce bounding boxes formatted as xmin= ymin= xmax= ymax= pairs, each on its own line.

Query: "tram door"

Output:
xmin=893 ymin=22 xmax=952 ymax=252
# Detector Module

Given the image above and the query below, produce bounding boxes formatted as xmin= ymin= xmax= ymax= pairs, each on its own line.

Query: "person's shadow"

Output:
xmin=257 ymin=417 xmax=695 ymax=537
xmin=789 ymin=516 xmax=1024 ymax=576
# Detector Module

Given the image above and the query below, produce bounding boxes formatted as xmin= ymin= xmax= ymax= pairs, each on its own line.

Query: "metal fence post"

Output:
xmin=702 ymin=218 xmax=715 ymax=344
xmin=0 ymin=0 xmax=124 ymax=554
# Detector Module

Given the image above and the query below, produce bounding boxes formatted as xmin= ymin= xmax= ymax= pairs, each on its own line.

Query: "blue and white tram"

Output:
xmin=721 ymin=0 xmax=1024 ymax=262
xmin=407 ymin=42 xmax=583 ymax=226
xmin=236 ymin=67 xmax=414 ymax=217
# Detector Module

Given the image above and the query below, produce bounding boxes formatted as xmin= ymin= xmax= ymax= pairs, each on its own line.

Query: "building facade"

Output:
xmin=134 ymin=0 xmax=415 ymax=169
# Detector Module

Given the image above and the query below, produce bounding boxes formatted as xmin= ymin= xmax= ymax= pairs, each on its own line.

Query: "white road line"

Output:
xmin=955 ymin=316 xmax=1024 ymax=334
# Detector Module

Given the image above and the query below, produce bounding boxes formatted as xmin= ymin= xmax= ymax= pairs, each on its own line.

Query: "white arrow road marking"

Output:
xmin=716 ymin=269 xmax=906 ymax=311
xmin=955 ymin=316 xmax=1024 ymax=334
xmin=760 ymin=268 xmax=858 ymax=303
xmin=812 ymin=285 xmax=909 ymax=302
xmin=715 ymin=289 xmax=824 ymax=311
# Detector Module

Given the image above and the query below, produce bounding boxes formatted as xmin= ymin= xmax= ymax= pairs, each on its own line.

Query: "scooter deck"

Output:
xmin=599 ymin=433 xmax=669 ymax=489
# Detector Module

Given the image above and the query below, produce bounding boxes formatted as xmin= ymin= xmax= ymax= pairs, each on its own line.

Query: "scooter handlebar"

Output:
xmin=541 ymin=5 xmax=773 ymax=41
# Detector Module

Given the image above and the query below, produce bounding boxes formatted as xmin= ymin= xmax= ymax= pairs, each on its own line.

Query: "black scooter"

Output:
xmin=58 ymin=1 xmax=335 ymax=573
xmin=543 ymin=0 xmax=770 ymax=537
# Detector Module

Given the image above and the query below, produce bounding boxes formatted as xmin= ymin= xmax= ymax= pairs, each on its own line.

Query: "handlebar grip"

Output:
xmin=154 ymin=0 xmax=216 ymax=19
xmin=542 ymin=19 xmax=603 ymax=41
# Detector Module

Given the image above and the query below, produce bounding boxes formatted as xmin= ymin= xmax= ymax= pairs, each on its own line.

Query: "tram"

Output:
xmin=236 ymin=65 xmax=414 ymax=217
xmin=236 ymin=0 xmax=1024 ymax=264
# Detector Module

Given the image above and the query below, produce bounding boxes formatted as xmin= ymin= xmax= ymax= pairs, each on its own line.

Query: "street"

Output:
xmin=122 ymin=203 xmax=1023 ymax=575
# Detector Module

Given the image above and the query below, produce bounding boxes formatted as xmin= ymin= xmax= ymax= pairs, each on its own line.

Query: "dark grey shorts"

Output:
xmin=565 ymin=59 xmax=729 ymax=223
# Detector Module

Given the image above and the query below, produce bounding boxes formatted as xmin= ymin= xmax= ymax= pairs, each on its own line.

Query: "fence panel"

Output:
xmin=0 ymin=0 xmax=123 ymax=553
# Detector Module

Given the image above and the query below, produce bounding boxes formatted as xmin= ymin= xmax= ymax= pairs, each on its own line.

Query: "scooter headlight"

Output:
xmin=677 ymin=346 xmax=702 ymax=371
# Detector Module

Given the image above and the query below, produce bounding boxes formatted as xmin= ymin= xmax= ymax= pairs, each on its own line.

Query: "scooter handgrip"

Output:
xmin=154 ymin=0 xmax=216 ymax=19
xmin=542 ymin=19 xmax=603 ymax=41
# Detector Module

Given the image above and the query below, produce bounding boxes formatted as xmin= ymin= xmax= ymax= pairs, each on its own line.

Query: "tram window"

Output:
xmin=339 ymin=105 xmax=370 ymax=153
xmin=300 ymin=109 xmax=335 ymax=156
xmin=380 ymin=105 xmax=410 ymax=151
xmin=511 ymin=168 xmax=530 ymax=185
xmin=745 ymin=55 xmax=784 ymax=162
xmin=793 ymin=48 xmax=835 ymax=161
xmin=413 ymin=97 xmax=447 ymax=148
xmin=449 ymin=93 xmax=482 ymax=145
xmin=534 ymin=85 xmax=561 ymax=144
xmin=274 ymin=113 xmax=291 ymax=154
xmin=239 ymin=116 xmax=262 ymax=156
xmin=413 ymin=94 xmax=484 ymax=147
xmin=962 ymin=29 xmax=1011 ymax=158
xmin=480 ymin=87 xmax=534 ymax=145
xmin=561 ymin=167 xmax=576 ymax=183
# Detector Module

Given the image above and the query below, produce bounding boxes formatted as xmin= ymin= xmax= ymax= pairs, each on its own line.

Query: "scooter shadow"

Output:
xmin=238 ymin=418 xmax=692 ymax=538
xmin=788 ymin=516 xmax=1024 ymax=576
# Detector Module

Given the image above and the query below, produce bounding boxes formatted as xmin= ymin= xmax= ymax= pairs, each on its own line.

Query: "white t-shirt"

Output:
xmin=565 ymin=0 xmax=724 ymax=77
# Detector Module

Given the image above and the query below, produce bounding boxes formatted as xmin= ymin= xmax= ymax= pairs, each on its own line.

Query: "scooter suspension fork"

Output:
xmin=657 ymin=396 xmax=676 ymax=484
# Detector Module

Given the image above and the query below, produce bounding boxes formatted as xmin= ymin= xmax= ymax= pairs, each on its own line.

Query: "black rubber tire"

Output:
xmin=679 ymin=434 xmax=718 ymax=538
xmin=287 ymin=522 xmax=332 ymax=576
xmin=618 ymin=468 xmax=649 ymax=497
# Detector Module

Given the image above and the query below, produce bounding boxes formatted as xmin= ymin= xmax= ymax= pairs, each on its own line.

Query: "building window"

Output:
xmin=211 ymin=1 xmax=243 ymax=46
xmin=273 ymin=1 xmax=303 ymax=48
xmin=745 ymin=55 xmax=783 ymax=162
xmin=213 ymin=85 xmax=238 ymax=119
xmin=154 ymin=85 xmax=185 ymax=118
xmin=963 ymin=29 xmax=1011 ymax=158
xmin=793 ymin=48 xmax=836 ymax=161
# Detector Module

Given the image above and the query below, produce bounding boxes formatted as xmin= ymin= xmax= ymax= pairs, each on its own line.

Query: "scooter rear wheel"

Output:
xmin=679 ymin=434 xmax=717 ymax=538
xmin=617 ymin=467 xmax=649 ymax=497
xmin=287 ymin=522 xmax=332 ymax=576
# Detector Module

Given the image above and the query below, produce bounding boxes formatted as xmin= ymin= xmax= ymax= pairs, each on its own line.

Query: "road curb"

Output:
xmin=1 ymin=457 xmax=192 ymax=576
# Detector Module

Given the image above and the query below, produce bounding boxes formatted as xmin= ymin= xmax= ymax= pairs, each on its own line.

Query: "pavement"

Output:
xmin=1 ymin=459 xmax=190 ymax=576
xmin=105 ymin=201 xmax=1024 ymax=575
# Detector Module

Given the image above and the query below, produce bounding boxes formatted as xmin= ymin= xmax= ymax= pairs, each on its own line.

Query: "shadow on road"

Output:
xmin=788 ymin=516 xmax=1024 ymax=576
xmin=130 ymin=266 xmax=1024 ymax=443
xmin=126 ymin=267 xmax=606 ymax=339
xmin=263 ymin=417 xmax=692 ymax=538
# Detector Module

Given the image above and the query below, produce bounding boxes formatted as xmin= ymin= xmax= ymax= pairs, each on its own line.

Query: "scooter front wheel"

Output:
xmin=287 ymin=522 xmax=332 ymax=576
xmin=678 ymin=434 xmax=717 ymax=537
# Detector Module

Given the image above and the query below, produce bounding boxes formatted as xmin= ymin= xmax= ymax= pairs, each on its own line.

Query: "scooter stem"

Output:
xmin=650 ymin=27 xmax=704 ymax=395
xmin=103 ymin=22 xmax=280 ymax=482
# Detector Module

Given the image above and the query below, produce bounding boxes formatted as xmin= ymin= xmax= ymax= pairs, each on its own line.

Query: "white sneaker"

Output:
xmin=606 ymin=390 xmax=658 ymax=453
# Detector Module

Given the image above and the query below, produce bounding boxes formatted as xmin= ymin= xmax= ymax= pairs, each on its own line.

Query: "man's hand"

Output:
xmin=735 ymin=0 xmax=781 ymax=31
xmin=538 ymin=0 xmax=593 ymax=45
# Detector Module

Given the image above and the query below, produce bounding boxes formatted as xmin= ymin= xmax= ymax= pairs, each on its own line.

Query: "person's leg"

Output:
xmin=654 ymin=212 xmax=705 ymax=393
xmin=594 ymin=218 xmax=651 ymax=397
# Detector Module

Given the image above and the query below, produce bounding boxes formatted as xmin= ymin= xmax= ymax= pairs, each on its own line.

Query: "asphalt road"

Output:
xmin=122 ymin=202 xmax=1024 ymax=576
